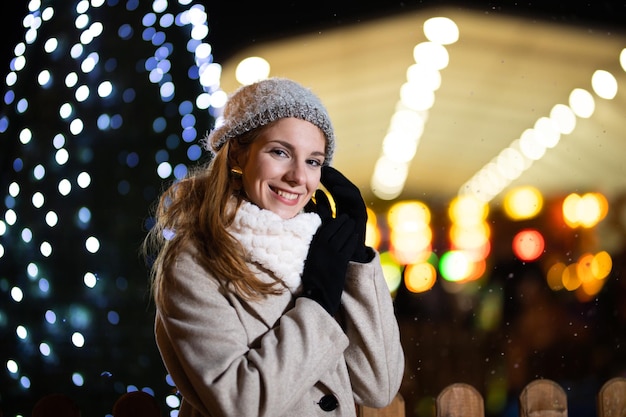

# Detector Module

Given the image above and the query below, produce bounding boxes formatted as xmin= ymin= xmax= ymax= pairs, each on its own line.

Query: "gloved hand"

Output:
xmin=321 ymin=166 xmax=373 ymax=263
xmin=300 ymin=190 xmax=357 ymax=315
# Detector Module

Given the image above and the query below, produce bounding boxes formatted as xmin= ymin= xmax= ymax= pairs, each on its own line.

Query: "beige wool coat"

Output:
xmin=155 ymin=243 xmax=405 ymax=417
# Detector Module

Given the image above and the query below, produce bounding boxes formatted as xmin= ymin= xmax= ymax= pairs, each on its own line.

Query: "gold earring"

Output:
xmin=230 ymin=167 xmax=243 ymax=178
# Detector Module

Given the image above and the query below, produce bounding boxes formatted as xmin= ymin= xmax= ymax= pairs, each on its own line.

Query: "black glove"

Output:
xmin=321 ymin=166 xmax=373 ymax=263
xmin=300 ymin=190 xmax=357 ymax=315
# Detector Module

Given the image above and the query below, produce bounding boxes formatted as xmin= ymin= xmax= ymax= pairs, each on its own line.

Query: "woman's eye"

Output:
xmin=308 ymin=159 xmax=323 ymax=167
xmin=271 ymin=149 xmax=288 ymax=157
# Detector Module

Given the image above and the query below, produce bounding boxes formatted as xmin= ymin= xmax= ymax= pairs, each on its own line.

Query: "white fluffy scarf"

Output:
xmin=228 ymin=201 xmax=321 ymax=294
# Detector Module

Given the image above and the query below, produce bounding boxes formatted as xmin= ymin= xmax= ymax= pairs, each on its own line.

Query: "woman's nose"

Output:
xmin=285 ymin=161 xmax=306 ymax=184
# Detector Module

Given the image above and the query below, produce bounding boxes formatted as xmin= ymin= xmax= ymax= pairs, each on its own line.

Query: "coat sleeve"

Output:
xmin=340 ymin=250 xmax=405 ymax=408
xmin=155 ymin=247 xmax=350 ymax=417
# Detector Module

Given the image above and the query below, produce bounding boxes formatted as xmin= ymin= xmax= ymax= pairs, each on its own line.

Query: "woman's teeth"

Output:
xmin=275 ymin=189 xmax=298 ymax=200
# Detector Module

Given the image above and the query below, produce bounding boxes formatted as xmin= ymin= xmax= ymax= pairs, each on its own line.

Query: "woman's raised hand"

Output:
xmin=300 ymin=190 xmax=357 ymax=315
xmin=321 ymin=167 xmax=372 ymax=263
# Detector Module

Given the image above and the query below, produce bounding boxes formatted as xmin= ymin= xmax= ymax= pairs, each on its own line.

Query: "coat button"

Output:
xmin=318 ymin=394 xmax=338 ymax=411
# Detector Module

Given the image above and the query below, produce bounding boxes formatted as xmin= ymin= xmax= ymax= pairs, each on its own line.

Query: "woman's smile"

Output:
xmin=272 ymin=186 xmax=300 ymax=202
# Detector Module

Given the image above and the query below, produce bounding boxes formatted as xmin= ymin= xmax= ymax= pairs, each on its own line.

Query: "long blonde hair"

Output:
xmin=143 ymin=125 xmax=284 ymax=312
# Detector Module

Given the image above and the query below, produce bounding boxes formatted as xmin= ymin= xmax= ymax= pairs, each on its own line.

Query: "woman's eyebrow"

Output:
xmin=268 ymin=140 xmax=325 ymax=157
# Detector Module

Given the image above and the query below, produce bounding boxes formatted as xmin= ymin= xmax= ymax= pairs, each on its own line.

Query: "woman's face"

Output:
xmin=238 ymin=117 xmax=327 ymax=219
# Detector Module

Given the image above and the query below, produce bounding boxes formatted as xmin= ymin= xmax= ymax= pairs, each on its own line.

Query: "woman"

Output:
xmin=144 ymin=77 xmax=404 ymax=416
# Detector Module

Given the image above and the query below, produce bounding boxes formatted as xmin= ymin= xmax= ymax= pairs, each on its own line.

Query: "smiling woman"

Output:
xmin=143 ymin=77 xmax=405 ymax=416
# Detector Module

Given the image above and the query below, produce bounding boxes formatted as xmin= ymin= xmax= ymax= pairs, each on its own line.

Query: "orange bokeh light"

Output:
xmin=404 ymin=262 xmax=437 ymax=293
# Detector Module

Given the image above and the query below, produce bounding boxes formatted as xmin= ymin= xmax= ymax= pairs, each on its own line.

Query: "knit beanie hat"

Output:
xmin=206 ymin=77 xmax=336 ymax=164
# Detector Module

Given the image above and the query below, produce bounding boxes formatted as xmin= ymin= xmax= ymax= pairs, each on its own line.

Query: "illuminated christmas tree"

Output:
xmin=0 ymin=1 xmax=220 ymax=414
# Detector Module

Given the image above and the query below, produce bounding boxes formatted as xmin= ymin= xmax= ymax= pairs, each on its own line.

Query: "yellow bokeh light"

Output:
xmin=583 ymin=193 xmax=609 ymax=223
xmin=449 ymin=195 xmax=491 ymax=263
xmin=391 ymin=225 xmax=432 ymax=247
xmin=562 ymin=192 xmax=609 ymax=228
xmin=404 ymin=262 xmax=437 ymax=293
xmin=449 ymin=195 xmax=488 ymax=226
xmin=449 ymin=222 xmax=488 ymax=245
xmin=388 ymin=201 xmax=432 ymax=265
xmin=562 ymin=193 xmax=581 ymax=227
xmin=459 ymin=239 xmax=491 ymax=262
xmin=576 ymin=253 xmax=595 ymax=283
xmin=579 ymin=276 xmax=605 ymax=300
xmin=578 ymin=193 xmax=605 ymax=227
xmin=591 ymin=251 xmax=612 ymax=280
xmin=365 ymin=207 xmax=381 ymax=250
xmin=562 ymin=263 xmax=581 ymax=291
xmin=546 ymin=262 xmax=566 ymax=290
xmin=503 ymin=186 xmax=543 ymax=220
xmin=390 ymin=233 xmax=432 ymax=265
xmin=388 ymin=200 xmax=430 ymax=228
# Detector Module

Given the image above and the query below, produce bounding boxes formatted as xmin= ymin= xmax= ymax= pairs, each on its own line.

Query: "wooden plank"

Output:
xmin=436 ymin=383 xmax=485 ymax=417
xmin=358 ymin=393 xmax=406 ymax=417
xmin=597 ymin=377 xmax=626 ymax=417
xmin=519 ymin=379 xmax=567 ymax=417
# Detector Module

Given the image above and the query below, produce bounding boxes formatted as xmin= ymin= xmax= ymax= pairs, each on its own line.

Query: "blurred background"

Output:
xmin=1 ymin=1 xmax=625 ymax=416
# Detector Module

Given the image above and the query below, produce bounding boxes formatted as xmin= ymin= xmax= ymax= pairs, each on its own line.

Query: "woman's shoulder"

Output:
xmin=170 ymin=243 xmax=220 ymax=285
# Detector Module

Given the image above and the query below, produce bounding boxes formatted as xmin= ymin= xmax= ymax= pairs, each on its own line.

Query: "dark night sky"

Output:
xmin=2 ymin=1 xmax=625 ymax=72
xmin=199 ymin=0 xmax=626 ymax=63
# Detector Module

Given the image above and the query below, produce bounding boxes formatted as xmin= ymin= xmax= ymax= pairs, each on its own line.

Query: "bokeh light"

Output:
xmin=562 ymin=192 xmax=608 ymax=228
xmin=512 ymin=229 xmax=545 ymax=262
xmin=387 ymin=200 xmax=432 ymax=265
xmin=380 ymin=251 xmax=402 ymax=294
xmin=404 ymin=262 xmax=437 ymax=293
xmin=365 ymin=207 xmax=381 ymax=250
xmin=439 ymin=250 xmax=472 ymax=282
xmin=235 ymin=56 xmax=271 ymax=85
xmin=504 ymin=186 xmax=543 ymax=220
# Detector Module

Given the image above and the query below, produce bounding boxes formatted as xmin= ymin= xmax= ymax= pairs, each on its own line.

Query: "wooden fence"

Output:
xmin=359 ymin=377 xmax=626 ymax=417
xmin=29 ymin=377 xmax=626 ymax=416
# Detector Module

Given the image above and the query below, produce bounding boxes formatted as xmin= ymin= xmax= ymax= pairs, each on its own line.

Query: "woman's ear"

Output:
xmin=227 ymin=150 xmax=240 ymax=171
xmin=228 ymin=140 xmax=247 ymax=171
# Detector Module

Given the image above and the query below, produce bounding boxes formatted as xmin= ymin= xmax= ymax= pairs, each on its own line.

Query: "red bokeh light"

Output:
xmin=512 ymin=229 xmax=545 ymax=261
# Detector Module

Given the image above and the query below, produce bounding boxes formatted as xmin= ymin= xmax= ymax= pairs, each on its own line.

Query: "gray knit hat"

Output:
xmin=206 ymin=77 xmax=336 ymax=164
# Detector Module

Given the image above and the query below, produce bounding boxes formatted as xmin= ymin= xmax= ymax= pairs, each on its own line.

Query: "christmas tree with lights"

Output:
xmin=0 ymin=1 xmax=219 ymax=414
